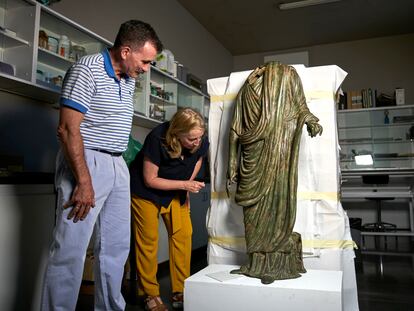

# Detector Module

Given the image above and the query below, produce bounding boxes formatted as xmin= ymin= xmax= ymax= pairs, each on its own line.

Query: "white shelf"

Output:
xmin=0 ymin=72 xmax=60 ymax=104
xmin=341 ymin=156 xmax=414 ymax=163
xmin=38 ymin=47 xmax=74 ymax=70
xmin=151 ymin=65 xmax=208 ymax=97
xmin=338 ymin=104 xmax=414 ymax=113
xmin=0 ymin=29 xmax=30 ymax=47
xmin=361 ymin=231 xmax=414 ymax=237
xmin=39 ymin=2 xmax=111 ymax=47
xmin=133 ymin=113 xmax=162 ymax=129
xmin=338 ymin=121 xmax=413 ymax=130
xmin=338 ymin=101 xmax=414 ymax=172
xmin=149 ymin=94 xmax=176 ymax=106
xmin=339 ymin=139 xmax=413 ymax=146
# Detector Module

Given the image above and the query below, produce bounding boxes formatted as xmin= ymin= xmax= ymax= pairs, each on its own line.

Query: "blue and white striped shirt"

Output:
xmin=60 ymin=49 xmax=135 ymax=153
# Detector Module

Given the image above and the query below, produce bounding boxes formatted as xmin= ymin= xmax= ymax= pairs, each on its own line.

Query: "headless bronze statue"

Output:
xmin=228 ymin=62 xmax=322 ymax=284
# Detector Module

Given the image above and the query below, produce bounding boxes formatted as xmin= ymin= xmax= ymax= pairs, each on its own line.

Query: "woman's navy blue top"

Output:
xmin=129 ymin=122 xmax=209 ymax=207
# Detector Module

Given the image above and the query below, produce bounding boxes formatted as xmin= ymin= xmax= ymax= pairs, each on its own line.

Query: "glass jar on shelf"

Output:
xmin=38 ymin=30 xmax=48 ymax=49
xmin=70 ymin=45 xmax=86 ymax=61
xmin=47 ymin=36 xmax=58 ymax=53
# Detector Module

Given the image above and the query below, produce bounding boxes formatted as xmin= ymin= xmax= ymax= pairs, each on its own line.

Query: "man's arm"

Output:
xmin=57 ymin=106 xmax=95 ymax=222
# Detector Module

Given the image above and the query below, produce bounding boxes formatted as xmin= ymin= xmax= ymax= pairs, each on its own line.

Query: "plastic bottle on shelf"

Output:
xmin=172 ymin=61 xmax=178 ymax=78
xmin=156 ymin=50 xmax=168 ymax=72
xmin=156 ymin=49 xmax=175 ymax=75
xmin=165 ymin=50 xmax=175 ymax=75
xmin=58 ymin=35 xmax=70 ymax=59
xmin=384 ymin=110 xmax=390 ymax=124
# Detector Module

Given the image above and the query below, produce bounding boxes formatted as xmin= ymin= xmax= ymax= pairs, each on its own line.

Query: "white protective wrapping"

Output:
xmin=206 ymin=65 xmax=358 ymax=311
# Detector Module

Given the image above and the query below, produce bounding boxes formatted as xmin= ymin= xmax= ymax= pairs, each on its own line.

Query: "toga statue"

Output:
xmin=228 ymin=62 xmax=323 ymax=284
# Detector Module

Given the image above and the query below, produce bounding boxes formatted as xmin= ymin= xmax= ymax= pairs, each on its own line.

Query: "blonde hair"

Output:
xmin=165 ymin=108 xmax=205 ymax=158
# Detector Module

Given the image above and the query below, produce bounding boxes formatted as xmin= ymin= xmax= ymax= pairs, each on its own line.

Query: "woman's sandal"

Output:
xmin=145 ymin=296 xmax=168 ymax=311
xmin=171 ymin=292 xmax=184 ymax=309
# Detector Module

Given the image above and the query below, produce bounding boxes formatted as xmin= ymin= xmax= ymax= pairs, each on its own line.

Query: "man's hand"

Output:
xmin=58 ymin=106 xmax=95 ymax=223
xmin=64 ymin=182 xmax=95 ymax=222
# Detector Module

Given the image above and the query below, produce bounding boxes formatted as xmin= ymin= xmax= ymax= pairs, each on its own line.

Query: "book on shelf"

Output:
xmin=346 ymin=90 xmax=363 ymax=109
xmin=344 ymin=89 xmax=377 ymax=109
xmin=338 ymin=92 xmax=347 ymax=110
xmin=362 ymin=89 xmax=368 ymax=108
xmin=369 ymin=88 xmax=377 ymax=107
xmin=361 ymin=88 xmax=374 ymax=108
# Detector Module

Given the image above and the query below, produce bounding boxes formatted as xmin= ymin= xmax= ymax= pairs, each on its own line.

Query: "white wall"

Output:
xmin=234 ymin=33 xmax=414 ymax=104
xmin=50 ymin=0 xmax=233 ymax=82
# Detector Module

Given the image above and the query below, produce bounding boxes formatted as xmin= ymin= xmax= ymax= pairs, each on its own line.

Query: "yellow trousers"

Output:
xmin=131 ymin=194 xmax=192 ymax=296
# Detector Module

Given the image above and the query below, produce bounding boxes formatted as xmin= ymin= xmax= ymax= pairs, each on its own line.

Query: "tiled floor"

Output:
xmin=77 ymin=245 xmax=414 ymax=311
xmin=356 ymin=251 xmax=414 ymax=311
xmin=76 ymin=248 xmax=208 ymax=311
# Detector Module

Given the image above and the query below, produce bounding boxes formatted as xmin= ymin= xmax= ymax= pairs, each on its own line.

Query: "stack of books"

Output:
xmin=338 ymin=89 xmax=378 ymax=110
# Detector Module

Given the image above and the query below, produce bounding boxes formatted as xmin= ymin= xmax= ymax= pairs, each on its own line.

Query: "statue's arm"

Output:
xmin=291 ymin=67 xmax=323 ymax=137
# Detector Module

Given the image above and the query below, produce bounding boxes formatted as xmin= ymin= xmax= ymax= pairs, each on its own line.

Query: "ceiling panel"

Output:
xmin=176 ymin=0 xmax=414 ymax=55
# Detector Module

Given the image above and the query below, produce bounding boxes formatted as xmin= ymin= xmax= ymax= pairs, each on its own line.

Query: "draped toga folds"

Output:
xmin=228 ymin=62 xmax=322 ymax=284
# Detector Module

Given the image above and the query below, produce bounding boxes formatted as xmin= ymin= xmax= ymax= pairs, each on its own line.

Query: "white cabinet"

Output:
xmin=0 ymin=184 xmax=55 ymax=311
xmin=338 ymin=105 xmax=414 ymax=172
xmin=0 ymin=0 xmax=111 ymax=103
xmin=0 ymin=0 xmax=36 ymax=83
xmin=0 ymin=0 xmax=209 ymax=128
xmin=133 ymin=64 xmax=208 ymax=128
xmin=36 ymin=5 xmax=110 ymax=92
xmin=339 ymin=105 xmax=414 ymax=249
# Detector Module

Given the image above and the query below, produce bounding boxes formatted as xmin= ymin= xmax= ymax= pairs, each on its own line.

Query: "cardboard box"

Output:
xmin=395 ymin=88 xmax=405 ymax=105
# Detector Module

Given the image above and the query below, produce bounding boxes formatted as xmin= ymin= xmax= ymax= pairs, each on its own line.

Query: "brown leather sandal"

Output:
xmin=171 ymin=292 xmax=183 ymax=309
xmin=145 ymin=296 xmax=168 ymax=311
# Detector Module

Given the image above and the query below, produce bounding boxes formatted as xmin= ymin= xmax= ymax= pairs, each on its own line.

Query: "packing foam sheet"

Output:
xmin=206 ymin=70 xmax=252 ymax=265
xmin=206 ymin=65 xmax=358 ymax=311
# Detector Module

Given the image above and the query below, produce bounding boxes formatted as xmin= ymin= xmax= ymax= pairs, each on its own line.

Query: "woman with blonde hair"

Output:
xmin=129 ymin=108 xmax=209 ymax=310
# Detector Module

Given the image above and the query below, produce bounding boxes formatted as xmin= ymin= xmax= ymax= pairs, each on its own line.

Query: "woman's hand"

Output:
xmin=185 ymin=180 xmax=205 ymax=193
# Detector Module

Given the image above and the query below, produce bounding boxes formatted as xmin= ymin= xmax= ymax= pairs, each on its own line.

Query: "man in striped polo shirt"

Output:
xmin=41 ymin=20 xmax=163 ymax=311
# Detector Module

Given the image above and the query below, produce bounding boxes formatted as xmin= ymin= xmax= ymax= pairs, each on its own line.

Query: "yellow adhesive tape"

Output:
xmin=209 ymin=236 xmax=356 ymax=249
xmin=302 ymin=239 xmax=357 ymax=249
xmin=210 ymin=91 xmax=334 ymax=104
xmin=211 ymin=191 xmax=339 ymax=201
xmin=210 ymin=191 xmax=232 ymax=200
xmin=210 ymin=94 xmax=238 ymax=103
xmin=297 ymin=191 xmax=340 ymax=202
xmin=304 ymin=91 xmax=335 ymax=101
xmin=209 ymin=236 xmax=246 ymax=248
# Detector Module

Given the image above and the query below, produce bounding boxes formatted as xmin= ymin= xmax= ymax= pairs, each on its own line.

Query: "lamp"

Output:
xmin=279 ymin=0 xmax=341 ymax=10
xmin=355 ymin=154 xmax=373 ymax=166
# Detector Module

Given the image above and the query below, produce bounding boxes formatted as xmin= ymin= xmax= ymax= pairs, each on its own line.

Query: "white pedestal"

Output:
xmin=184 ymin=264 xmax=343 ymax=311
